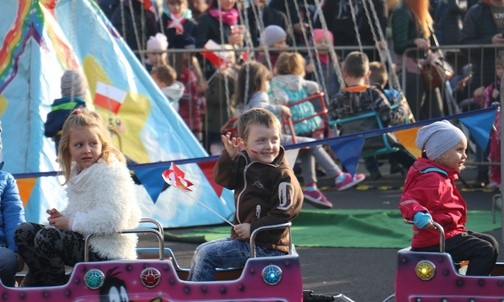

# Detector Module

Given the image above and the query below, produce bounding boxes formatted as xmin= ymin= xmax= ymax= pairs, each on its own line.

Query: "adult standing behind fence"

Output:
xmin=243 ymin=0 xmax=291 ymax=47
xmin=314 ymin=0 xmax=389 ymax=61
xmin=460 ymin=0 xmax=504 ymax=96
xmin=194 ymin=0 xmax=244 ymax=78
xmin=110 ymin=0 xmax=157 ymax=61
xmin=390 ymin=0 xmax=444 ymax=120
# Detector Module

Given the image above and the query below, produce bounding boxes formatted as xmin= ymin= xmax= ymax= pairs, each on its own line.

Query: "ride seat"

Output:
xmin=286 ymin=92 xmax=328 ymax=138
xmin=328 ymin=105 xmax=409 ymax=158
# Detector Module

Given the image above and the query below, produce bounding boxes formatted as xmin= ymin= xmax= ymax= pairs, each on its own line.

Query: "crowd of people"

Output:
xmin=93 ymin=0 xmax=504 ymax=191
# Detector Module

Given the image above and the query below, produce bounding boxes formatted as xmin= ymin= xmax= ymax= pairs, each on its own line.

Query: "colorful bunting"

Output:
xmin=284 ymin=148 xmax=300 ymax=170
xmin=393 ymin=127 xmax=421 ymax=158
xmin=131 ymin=165 xmax=167 ymax=204
xmin=16 ymin=178 xmax=37 ymax=208
xmin=459 ymin=109 xmax=497 ymax=152
xmin=197 ymin=160 xmax=223 ymax=197
xmin=328 ymin=136 xmax=366 ymax=176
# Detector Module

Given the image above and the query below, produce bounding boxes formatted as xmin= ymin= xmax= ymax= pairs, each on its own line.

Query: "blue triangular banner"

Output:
xmin=328 ymin=136 xmax=366 ymax=176
xmin=459 ymin=109 xmax=497 ymax=152
xmin=132 ymin=165 xmax=170 ymax=204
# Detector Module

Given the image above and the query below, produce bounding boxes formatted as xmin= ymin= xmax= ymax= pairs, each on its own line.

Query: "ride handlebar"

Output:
xmin=404 ymin=219 xmax=445 ymax=253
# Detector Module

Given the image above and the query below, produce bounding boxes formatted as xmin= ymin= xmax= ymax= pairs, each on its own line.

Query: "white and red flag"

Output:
xmin=94 ymin=82 xmax=127 ymax=114
xmin=162 ymin=162 xmax=193 ymax=192
xmin=200 ymin=39 xmax=232 ymax=69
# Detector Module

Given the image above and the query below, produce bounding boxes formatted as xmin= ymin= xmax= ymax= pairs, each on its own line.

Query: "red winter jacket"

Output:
xmin=398 ymin=158 xmax=467 ymax=248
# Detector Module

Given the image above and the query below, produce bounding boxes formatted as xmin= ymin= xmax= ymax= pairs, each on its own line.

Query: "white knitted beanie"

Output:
xmin=261 ymin=25 xmax=287 ymax=47
xmin=60 ymin=70 xmax=87 ymax=98
xmin=415 ymin=120 xmax=467 ymax=160
xmin=147 ymin=33 xmax=169 ymax=52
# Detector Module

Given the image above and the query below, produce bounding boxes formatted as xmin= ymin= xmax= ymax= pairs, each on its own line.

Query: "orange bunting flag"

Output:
xmin=162 ymin=163 xmax=193 ymax=191
xmin=393 ymin=127 xmax=421 ymax=158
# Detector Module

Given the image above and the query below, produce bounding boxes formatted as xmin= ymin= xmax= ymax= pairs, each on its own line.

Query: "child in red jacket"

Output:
xmin=399 ymin=120 xmax=498 ymax=276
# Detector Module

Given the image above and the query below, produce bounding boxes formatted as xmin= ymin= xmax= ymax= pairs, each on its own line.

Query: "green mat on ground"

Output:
xmin=165 ymin=210 xmax=501 ymax=248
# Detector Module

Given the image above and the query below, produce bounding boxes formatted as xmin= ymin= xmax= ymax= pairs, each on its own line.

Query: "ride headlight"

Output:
xmin=262 ymin=265 xmax=282 ymax=285
xmin=415 ymin=260 xmax=436 ymax=281
xmin=84 ymin=269 xmax=105 ymax=289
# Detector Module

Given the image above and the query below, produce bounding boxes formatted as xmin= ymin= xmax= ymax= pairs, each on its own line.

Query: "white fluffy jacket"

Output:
xmin=62 ymin=157 xmax=141 ymax=260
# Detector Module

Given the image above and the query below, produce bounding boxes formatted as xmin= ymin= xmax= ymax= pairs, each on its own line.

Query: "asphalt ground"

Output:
xmin=145 ymin=158 xmax=503 ymax=302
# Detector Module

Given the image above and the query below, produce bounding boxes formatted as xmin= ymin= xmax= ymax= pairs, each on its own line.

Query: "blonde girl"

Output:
xmin=269 ymin=52 xmax=323 ymax=138
xmin=234 ymin=61 xmax=290 ymax=119
xmin=15 ymin=108 xmax=140 ymax=286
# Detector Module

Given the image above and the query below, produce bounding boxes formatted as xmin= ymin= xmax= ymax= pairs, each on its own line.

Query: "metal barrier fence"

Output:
xmin=401 ymin=44 xmax=503 ymax=120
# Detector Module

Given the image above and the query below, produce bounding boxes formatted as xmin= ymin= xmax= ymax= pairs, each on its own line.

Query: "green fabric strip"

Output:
xmin=166 ymin=209 xmax=501 ymax=248
xmin=51 ymin=101 xmax=80 ymax=111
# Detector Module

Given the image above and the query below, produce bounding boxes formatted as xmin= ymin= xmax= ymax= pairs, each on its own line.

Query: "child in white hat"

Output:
xmin=399 ymin=120 xmax=498 ymax=276
xmin=146 ymin=33 xmax=169 ymax=72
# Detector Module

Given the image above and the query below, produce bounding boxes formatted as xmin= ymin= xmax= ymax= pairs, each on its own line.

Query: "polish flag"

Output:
xmin=200 ymin=39 xmax=230 ymax=69
xmin=94 ymin=82 xmax=126 ymax=114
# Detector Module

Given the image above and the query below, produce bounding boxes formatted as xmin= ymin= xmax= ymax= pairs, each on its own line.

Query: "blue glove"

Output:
xmin=413 ymin=212 xmax=432 ymax=229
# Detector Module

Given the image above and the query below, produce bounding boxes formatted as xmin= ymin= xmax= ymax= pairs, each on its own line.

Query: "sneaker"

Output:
xmin=302 ymin=189 xmax=333 ymax=209
xmin=487 ymin=181 xmax=500 ymax=190
xmin=335 ymin=173 xmax=366 ymax=191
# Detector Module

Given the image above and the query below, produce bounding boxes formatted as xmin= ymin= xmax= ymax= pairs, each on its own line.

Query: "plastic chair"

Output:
xmin=84 ymin=218 xmax=165 ymax=261
xmin=286 ymin=92 xmax=329 ymax=136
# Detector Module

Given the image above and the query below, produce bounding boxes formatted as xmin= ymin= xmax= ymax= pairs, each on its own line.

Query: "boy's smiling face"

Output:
xmin=243 ymin=123 xmax=280 ymax=164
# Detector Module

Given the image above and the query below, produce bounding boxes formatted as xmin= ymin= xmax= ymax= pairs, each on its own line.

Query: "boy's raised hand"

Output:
xmin=221 ymin=132 xmax=244 ymax=159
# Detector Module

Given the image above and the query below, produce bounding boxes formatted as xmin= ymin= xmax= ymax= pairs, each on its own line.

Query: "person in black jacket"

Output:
xmin=268 ymin=0 xmax=314 ymax=46
xmin=110 ymin=0 xmax=157 ymax=62
xmin=160 ymin=0 xmax=197 ymax=49
xmin=314 ymin=0 xmax=388 ymax=60
xmin=430 ymin=0 xmax=469 ymax=45
xmin=194 ymin=0 xmax=243 ymax=78
xmin=243 ymin=0 xmax=292 ymax=47
xmin=459 ymin=0 xmax=504 ymax=187
xmin=460 ymin=0 xmax=504 ymax=95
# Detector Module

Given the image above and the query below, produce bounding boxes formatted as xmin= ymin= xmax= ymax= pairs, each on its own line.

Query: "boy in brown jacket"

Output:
xmin=187 ymin=108 xmax=303 ymax=281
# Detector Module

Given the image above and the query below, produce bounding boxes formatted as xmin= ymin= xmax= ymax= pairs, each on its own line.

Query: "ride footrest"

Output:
xmin=302 ymin=290 xmax=336 ymax=301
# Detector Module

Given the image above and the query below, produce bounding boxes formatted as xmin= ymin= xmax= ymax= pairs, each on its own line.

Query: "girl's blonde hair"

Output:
xmin=274 ymin=52 xmax=305 ymax=76
xmin=57 ymin=108 xmax=125 ymax=182
xmin=234 ymin=61 xmax=271 ymax=108
xmin=404 ymin=0 xmax=433 ymax=39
